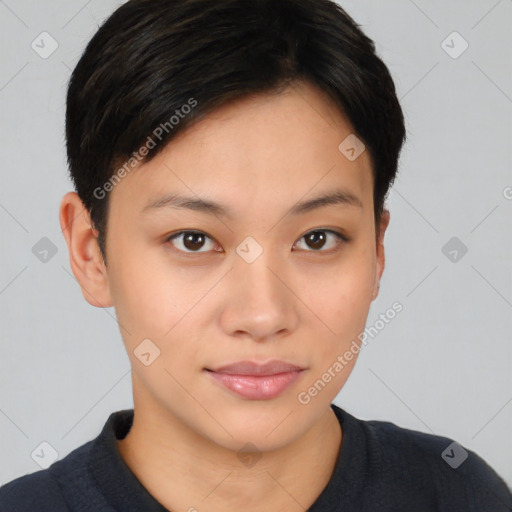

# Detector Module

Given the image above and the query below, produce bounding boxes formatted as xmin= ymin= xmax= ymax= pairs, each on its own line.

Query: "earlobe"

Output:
xmin=371 ymin=209 xmax=390 ymax=301
xmin=59 ymin=191 xmax=113 ymax=308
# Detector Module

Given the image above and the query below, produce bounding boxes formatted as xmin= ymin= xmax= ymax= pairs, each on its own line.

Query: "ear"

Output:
xmin=59 ymin=191 xmax=113 ymax=308
xmin=371 ymin=208 xmax=390 ymax=301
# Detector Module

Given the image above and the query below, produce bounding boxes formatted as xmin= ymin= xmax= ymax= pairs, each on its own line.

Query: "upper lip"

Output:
xmin=206 ymin=359 xmax=305 ymax=376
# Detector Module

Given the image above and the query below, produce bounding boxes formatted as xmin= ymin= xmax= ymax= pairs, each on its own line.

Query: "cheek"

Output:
xmin=106 ymin=243 xmax=184 ymax=339
xmin=294 ymin=254 xmax=375 ymax=375
xmin=302 ymin=255 xmax=375 ymax=334
xmin=108 ymin=247 xmax=224 ymax=357
xmin=294 ymin=256 xmax=374 ymax=397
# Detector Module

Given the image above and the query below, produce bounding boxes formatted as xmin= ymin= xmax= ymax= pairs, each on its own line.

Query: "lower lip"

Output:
xmin=206 ymin=370 xmax=304 ymax=400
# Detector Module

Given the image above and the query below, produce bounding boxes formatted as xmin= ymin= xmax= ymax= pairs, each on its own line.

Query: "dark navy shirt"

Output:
xmin=1 ymin=404 xmax=510 ymax=511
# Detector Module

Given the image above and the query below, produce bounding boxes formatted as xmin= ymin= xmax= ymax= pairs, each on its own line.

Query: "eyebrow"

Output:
xmin=141 ymin=188 xmax=363 ymax=219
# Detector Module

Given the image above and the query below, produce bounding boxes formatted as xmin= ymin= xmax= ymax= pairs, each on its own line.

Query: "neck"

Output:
xmin=117 ymin=401 xmax=342 ymax=512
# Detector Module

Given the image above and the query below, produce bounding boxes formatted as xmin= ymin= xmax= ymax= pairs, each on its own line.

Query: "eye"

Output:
xmin=165 ymin=228 xmax=347 ymax=255
xmin=293 ymin=229 xmax=347 ymax=252
xmin=166 ymin=230 xmax=218 ymax=253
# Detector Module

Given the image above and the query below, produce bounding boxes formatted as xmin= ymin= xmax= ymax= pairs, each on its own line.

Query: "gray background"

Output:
xmin=1 ymin=0 xmax=511 ymax=488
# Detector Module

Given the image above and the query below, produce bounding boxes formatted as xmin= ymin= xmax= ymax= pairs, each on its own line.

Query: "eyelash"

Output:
xmin=165 ymin=229 xmax=349 ymax=255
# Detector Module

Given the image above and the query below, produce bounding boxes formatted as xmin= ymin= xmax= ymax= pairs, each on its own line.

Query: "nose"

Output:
xmin=219 ymin=247 xmax=299 ymax=342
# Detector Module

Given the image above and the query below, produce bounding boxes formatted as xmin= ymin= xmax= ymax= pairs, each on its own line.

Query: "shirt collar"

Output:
xmin=88 ymin=408 xmax=169 ymax=511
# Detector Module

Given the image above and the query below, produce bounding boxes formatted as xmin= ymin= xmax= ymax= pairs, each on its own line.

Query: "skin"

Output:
xmin=60 ymin=81 xmax=390 ymax=512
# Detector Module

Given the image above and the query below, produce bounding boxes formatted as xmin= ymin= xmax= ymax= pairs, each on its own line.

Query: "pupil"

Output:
xmin=307 ymin=231 xmax=325 ymax=250
xmin=184 ymin=232 xmax=204 ymax=251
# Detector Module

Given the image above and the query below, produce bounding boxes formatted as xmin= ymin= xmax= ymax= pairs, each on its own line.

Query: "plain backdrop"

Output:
xmin=1 ymin=0 xmax=511 ymax=488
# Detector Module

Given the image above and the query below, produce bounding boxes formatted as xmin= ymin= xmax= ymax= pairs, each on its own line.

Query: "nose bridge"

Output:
xmin=221 ymin=237 xmax=296 ymax=339
xmin=235 ymin=237 xmax=285 ymax=306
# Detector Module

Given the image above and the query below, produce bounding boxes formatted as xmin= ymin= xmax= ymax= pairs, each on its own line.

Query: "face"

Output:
xmin=64 ymin=81 xmax=388 ymax=452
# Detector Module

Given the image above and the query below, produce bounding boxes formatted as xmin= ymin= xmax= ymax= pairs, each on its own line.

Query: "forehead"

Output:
xmin=110 ymin=82 xmax=373 ymax=218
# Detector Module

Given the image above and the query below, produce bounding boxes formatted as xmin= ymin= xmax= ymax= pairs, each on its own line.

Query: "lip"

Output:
xmin=207 ymin=359 xmax=305 ymax=375
xmin=204 ymin=360 xmax=306 ymax=400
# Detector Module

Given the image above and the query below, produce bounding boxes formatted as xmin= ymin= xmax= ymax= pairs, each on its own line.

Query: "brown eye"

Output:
xmin=294 ymin=230 xmax=346 ymax=252
xmin=167 ymin=231 xmax=217 ymax=253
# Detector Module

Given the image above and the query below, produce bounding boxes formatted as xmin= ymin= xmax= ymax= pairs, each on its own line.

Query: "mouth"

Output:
xmin=204 ymin=359 xmax=306 ymax=400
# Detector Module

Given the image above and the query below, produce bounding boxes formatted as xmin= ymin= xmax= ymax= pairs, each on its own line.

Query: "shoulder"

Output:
xmin=357 ymin=414 xmax=512 ymax=510
xmin=0 ymin=440 xmax=94 ymax=512
xmin=0 ymin=468 xmax=70 ymax=511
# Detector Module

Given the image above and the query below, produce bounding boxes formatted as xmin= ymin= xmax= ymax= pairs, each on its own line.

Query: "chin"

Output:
xmin=195 ymin=399 xmax=315 ymax=451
